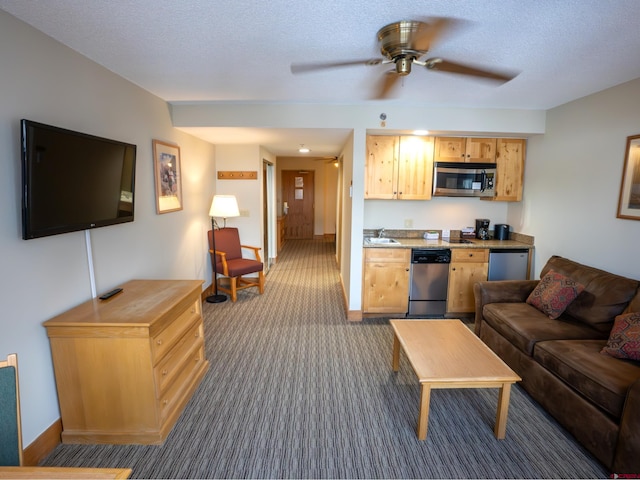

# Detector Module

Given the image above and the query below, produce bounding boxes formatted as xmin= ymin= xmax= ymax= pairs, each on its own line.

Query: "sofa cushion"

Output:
xmin=602 ymin=312 xmax=640 ymax=361
xmin=483 ymin=302 xmax=607 ymax=356
xmin=534 ymin=339 xmax=640 ymax=419
xmin=541 ymin=256 xmax=640 ymax=332
xmin=526 ymin=270 xmax=584 ymax=319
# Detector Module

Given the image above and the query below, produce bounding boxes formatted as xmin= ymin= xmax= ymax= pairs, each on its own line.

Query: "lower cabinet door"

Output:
xmin=447 ymin=262 xmax=488 ymax=313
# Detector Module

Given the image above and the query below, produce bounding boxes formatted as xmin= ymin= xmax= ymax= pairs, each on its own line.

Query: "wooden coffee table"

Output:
xmin=391 ymin=319 xmax=521 ymax=440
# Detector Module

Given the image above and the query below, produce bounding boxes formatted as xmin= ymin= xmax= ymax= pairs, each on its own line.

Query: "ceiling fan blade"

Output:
xmin=372 ymin=71 xmax=400 ymax=99
xmin=411 ymin=17 xmax=455 ymax=51
xmin=291 ymin=58 xmax=382 ymax=74
xmin=425 ymin=58 xmax=518 ymax=83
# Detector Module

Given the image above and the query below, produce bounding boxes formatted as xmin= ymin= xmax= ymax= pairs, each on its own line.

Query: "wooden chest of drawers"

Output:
xmin=43 ymin=280 xmax=209 ymax=445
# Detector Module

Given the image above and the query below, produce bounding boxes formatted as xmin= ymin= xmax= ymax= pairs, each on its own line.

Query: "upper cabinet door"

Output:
xmin=365 ymin=136 xmax=398 ymax=199
xmin=435 ymin=137 xmax=497 ymax=163
xmin=465 ymin=138 xmax=497 ymax=163
xmin=434 ymin=137 xmax=467 ymax=162
xmin=492 ymin=138 xmax=526 ymax=202
xmin=397 ymin=136 xmax=434 ymax=200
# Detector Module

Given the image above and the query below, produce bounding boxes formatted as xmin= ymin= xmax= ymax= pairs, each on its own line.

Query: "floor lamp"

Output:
xmin=206 ymin=195 xmax=240 ymax=304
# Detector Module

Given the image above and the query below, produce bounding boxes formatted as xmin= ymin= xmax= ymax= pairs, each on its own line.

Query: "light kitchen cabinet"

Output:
xmin=447 ymin=249 xmax=489 ymax=313
xmin=43 ymin=279 xmax=209 ymax=445
xmin=365 ymin=135 xmax=434 ymax=200
xmin=483 ymin=138 xmax=526 ymax=202
xmin=434 ymin=137 xmax=497 ymax=163
xmin=362 ymin=247 xmax=410 ymax=313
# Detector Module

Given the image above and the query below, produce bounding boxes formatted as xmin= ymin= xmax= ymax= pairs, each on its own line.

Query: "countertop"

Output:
xmin=363 ymin=237 xmax=533 ymax=250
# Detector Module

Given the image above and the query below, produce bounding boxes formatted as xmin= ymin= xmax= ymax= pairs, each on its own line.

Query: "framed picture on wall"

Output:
xmin=617 ymin=134 xmax=640 ymax=220
xmin=152 ymin=140 xmax=183 ymax=214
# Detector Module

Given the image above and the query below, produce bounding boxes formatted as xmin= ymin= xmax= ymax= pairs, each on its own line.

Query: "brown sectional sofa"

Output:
xmin=474 ymin=255 xmax=640 ymax=473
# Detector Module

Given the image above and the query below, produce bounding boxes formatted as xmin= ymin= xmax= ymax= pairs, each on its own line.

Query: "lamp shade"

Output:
xmin=209 ymin=195 xmax=240 ymax=218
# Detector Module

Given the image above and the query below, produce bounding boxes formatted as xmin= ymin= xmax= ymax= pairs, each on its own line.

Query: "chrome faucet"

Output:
xmin=378 ymin=228 xmax=385 ymax=238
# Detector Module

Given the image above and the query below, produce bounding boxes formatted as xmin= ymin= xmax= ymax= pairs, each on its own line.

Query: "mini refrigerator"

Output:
xmin=488 ymin=249 xmax=529 ymax=281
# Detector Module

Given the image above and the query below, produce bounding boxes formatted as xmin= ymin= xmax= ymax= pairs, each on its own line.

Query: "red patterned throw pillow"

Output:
xmin=526 ymin=270 xmax=585 ymax=319
xmin=601 ymin=312 xmax=640 ymax=361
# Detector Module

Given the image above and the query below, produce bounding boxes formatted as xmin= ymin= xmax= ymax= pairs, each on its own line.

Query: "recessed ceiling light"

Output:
xmin=298 ymin=144 xmax=310 ymax=153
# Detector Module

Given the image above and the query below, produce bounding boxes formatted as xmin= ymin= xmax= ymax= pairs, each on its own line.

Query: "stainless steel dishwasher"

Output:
xmin=408 ymin=249 xmax=451 ymax=317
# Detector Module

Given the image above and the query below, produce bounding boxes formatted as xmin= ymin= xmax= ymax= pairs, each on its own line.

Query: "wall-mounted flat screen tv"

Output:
xmin=21 ymin=119 xmax=137 ymax=240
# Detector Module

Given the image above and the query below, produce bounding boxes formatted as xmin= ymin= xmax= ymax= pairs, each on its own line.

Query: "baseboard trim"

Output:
xmin=337 ymin=274 xmax=362 ymax=321
xmin=23 ymin=418 xmax=62 ymax=466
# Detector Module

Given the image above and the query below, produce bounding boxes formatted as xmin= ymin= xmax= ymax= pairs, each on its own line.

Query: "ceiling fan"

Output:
xmin=312 ymin=156 xmax=340 ymax=165
xmin=290 ymin=18 xmax=518 ymax=99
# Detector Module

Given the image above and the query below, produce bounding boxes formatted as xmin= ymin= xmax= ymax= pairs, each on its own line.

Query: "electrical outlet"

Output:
xmin=442 ymin=229 xmax=450 ymax=238
xmin=239 ymin=209 xmax=250 ymax=217
xmin=404 ymin=219 xmax=413 ymax=228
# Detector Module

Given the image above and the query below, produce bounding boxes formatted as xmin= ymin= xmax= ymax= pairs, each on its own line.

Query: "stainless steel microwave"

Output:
xmin=433 ymin=162 xmax=497 ymax=197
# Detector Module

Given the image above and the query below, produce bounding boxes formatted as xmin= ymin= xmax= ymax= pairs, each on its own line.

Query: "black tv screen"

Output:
xmin=21 ymin=119 xmax=137 ymax=240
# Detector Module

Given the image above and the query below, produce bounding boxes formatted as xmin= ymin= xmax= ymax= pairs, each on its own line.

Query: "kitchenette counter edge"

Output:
xmin=363 ymin=237 xmax=534 ymax=250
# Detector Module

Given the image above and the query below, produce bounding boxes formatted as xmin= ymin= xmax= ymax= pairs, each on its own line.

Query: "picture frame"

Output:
xmin=152 ymin=139 xmax=183 ymax=214
xmin=617 ymin=134 xmax=640 ymax=220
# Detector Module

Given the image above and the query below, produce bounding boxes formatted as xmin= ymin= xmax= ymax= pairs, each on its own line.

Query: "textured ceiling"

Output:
xmin=3 ymin=0 xmax=640 ymax=156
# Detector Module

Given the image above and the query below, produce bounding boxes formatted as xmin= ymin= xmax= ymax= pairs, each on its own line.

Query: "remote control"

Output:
xmin=99 ymin=288 xmax=123 ymax=300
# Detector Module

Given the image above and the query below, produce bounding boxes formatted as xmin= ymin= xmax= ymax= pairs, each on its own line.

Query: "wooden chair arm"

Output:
xmin=209 ymin=249 xmax=230 ymax=276
xmin=241 ymin=245 xmax=262 ymax=263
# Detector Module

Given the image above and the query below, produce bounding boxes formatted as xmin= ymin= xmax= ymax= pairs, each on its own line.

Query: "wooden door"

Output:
xmin=282 ymin=170 xmax=314 ymax=239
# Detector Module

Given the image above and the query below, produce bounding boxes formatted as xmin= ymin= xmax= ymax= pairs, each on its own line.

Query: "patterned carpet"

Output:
xmin=41 ymin=239 xmax=608 ymax=478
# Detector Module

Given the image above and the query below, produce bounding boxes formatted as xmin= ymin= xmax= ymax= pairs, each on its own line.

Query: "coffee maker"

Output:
xmin=475 ymin=218 xmax=490 ymax=240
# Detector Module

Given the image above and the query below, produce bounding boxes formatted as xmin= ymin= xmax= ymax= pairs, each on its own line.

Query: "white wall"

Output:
xmin=213 ymin=145 xmax=266 ymax=248
xmin=0 ymin=11 xmax=216 ymax=446
xmin=363 ymin=197 xmax=509 ymax=231
xmin=522 ymin=78 xmax=640 ymax=279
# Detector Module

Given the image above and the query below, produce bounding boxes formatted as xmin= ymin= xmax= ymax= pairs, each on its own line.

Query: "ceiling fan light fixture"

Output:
xmin=395 ymin=56 xmax=413 ymax=75
xmin=298 ymin=144 xmax=310 ymax=153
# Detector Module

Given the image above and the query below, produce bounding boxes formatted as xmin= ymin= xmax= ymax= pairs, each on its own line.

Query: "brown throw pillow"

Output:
xmin=526 ymin=270 xmax=585 ymax=319
xmin=601 ymin=312 xmax=640 ymax=361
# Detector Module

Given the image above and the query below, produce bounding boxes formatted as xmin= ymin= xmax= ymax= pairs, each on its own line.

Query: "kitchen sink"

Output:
xmin=365 ymin=238 xmax=400 ymax=245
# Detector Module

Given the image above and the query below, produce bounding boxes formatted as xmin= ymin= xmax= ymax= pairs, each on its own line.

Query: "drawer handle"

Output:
xmin=162 ymin=369 xmax=168 ymax=376
xmin=156 ymin=339 xmax=163 ymax=345
xmin=163 ymin=399 xmax=168 ymax=406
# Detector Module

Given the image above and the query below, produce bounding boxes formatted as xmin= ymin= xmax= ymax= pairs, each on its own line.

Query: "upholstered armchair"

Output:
xmin=208 ymin=228 xmax=265 ymax=302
